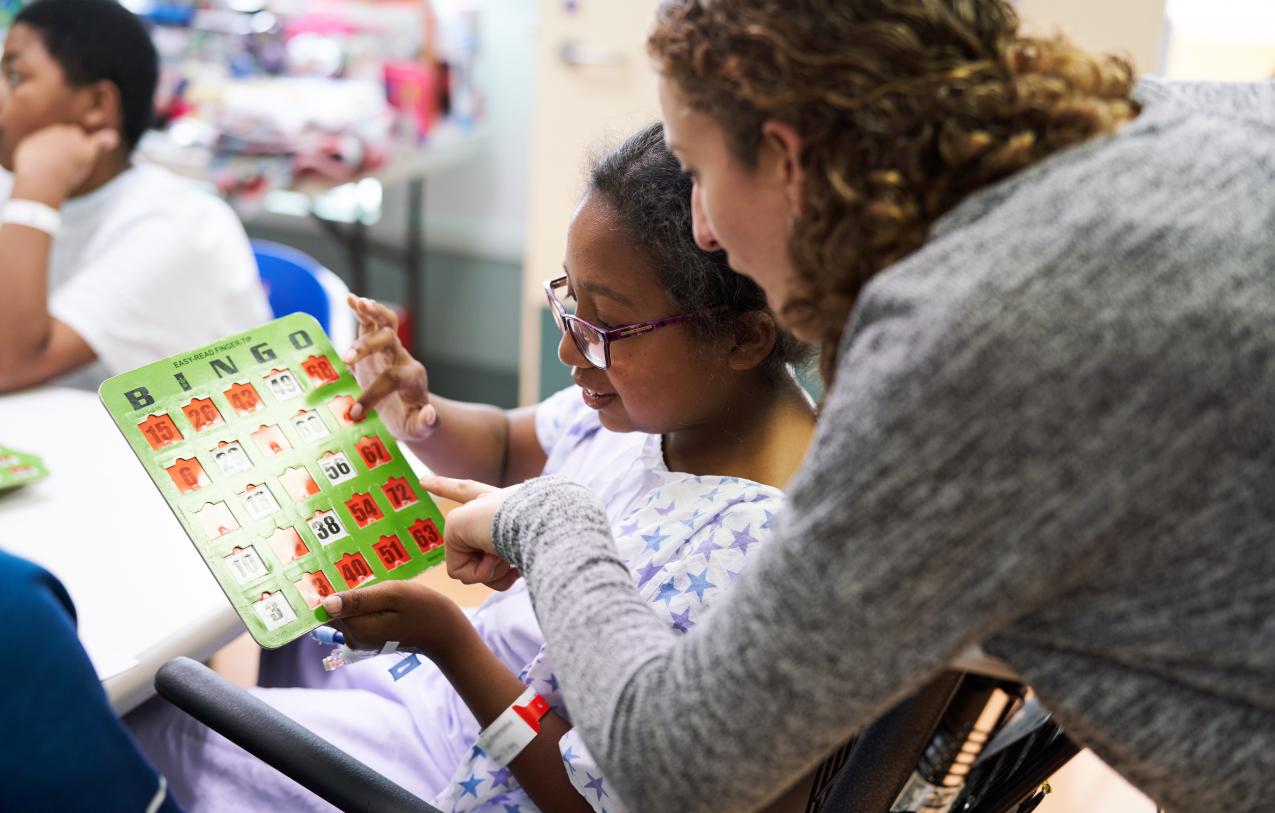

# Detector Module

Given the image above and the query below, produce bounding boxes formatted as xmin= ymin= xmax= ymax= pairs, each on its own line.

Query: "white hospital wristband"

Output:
xmin=474 ymin=686 xmax=552 ymax=767
xmin=1 ymin=199 xmax=62 ymax=236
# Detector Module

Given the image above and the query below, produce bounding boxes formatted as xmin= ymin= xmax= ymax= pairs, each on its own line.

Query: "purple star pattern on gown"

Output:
xmin=730 ymin=525 xmax=759 ymax=554
xmin=583 ymin=773 xmax=609 ymax=800
xmin=488 ymin=767 xmax=513 ymax=789
xmin=434 ymin=388 xmax=785 ymax=813
xmin=670 ymin=606 xmax=694 ymax=633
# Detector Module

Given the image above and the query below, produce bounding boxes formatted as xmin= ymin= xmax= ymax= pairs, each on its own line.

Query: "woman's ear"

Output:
xmin=78 ymin=79 xmax=122 ymax=138
xmin=727 ymin=311 xmax=778 ymax=372
xmin=760 ymin=119 xmax=804 ymax=218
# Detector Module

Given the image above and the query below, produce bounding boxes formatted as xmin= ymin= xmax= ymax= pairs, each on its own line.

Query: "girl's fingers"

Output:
xmin=352 ymin=365 xmax=418 ymax=420
xmin=405 ymin=403 xmax=439 ymax=437
xmin=350 ymin=296 xmax=399 ymax=332
xmin=342 ymin=325 xmax=399 ymax=367
xmin=419 ymin=474 xmax=496 ymax=504
xmin=322 ymin=585 xmax=395 ymax=618
xmin=347 ymin=294 xmax=379 ymax=335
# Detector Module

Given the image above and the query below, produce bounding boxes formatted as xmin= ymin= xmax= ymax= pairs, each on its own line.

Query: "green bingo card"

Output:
xmin=0 ymin=445 xmax=48 ymax=491
xmin=100 ymin=314 xmax=446 ymax=648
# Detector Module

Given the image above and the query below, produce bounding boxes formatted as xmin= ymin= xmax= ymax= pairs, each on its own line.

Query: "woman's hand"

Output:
xmin=341 ymin=295 xmax=437 ymax=441
xmin=321 ymin=580 xmax=469 ymax=661
xmin=422 ymin=474 xmax=522 ymax=591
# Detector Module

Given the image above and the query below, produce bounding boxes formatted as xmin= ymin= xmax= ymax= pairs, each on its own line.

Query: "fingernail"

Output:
xmin=348 ymin=403 xmax=364 ymax=420
xmin=341 ymin=350 xmax=357 ymax=364
xmin=423 ymin=406 xmax=438 ymax=428
xmin=322 ymin=595 xmax=343 ymax=615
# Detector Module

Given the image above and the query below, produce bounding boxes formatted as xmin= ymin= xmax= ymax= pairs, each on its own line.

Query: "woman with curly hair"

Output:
xmin=330 ymin=2 xmax=1275 ymax=811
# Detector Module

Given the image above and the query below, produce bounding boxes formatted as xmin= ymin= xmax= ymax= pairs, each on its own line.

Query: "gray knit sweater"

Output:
xmin=492 ymin=81 xmax=1275 ymax=812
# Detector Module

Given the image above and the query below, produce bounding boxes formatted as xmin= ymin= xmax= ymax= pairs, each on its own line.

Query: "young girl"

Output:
xmin=128 ymin=123 xmax=816 ymax=812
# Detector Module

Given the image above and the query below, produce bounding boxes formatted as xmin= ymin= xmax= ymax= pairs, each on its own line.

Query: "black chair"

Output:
xmin=155 ymin=657 xmax=442 ymax=813
xmin=155 ymin=657 xmax=1076 ymax=813
xmin=808 ymin=672 xmax=1079 ymax=813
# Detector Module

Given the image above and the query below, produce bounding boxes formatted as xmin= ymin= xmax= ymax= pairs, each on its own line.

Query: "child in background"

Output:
xmin=129 ymin=123 xmax=817 ymax=812
xmin=0 ymin=0 xmax=269 ymax=392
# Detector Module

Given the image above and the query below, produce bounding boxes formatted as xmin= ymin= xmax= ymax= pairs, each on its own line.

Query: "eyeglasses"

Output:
xmin=543 ymin=275 xmax=718 ymax=370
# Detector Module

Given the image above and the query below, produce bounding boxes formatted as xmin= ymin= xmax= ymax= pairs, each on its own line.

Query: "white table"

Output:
xmin=0 ymin=387 xmax=241 ymax=714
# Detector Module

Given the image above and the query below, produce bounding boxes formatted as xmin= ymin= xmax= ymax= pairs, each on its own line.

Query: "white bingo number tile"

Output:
xmin=224 ymin=545 xmax=268 ymax=586
xmin=292 ymin=409 xmax=330 ymax=444
xmin=253 ymin=591 xmax=298 ymax=631
xmin=319 ymin=451 xmax=356 ymax=485
xmin=264 ymin=369 xmax=303 ymax=401
xmin=212 ymin=440 xmax=253 ymax=475
xmin=307 ymin=508 xmax=349 ymax=545
xmin=240 ymin=483 xmax=282 ymax=520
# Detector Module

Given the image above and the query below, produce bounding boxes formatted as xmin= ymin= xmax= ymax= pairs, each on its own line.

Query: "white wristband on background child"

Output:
xmin=1 ymin=199 xmax=62 ymax=236
xmin=475 ymin=686 xmax=552 ymax=767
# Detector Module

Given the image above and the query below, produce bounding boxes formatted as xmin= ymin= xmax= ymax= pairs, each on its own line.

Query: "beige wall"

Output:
xmin=518 ymin=0 xmax=663 ymax=404
xmin=1014 ymin=0 xmax=1167 ymax=73
xmin=1163 ymin=1 xmax=1275 ymax=80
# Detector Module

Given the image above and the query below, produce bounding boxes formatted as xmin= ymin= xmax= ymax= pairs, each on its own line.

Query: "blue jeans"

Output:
xmin=0 ymin=550 xmax=181 ymax=812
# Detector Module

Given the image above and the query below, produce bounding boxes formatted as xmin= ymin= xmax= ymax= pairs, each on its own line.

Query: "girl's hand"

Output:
xmin=421 ymin=474 xmax=522 ymax=591
xmin=321 ymin=580 xmax=469 ymax=661
xmin=342 ymin=295 xmax=437 ymax=441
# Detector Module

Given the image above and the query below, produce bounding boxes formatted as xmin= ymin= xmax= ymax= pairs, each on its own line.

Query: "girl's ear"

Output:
xmin=727 ymin=311 xmax=778 ymax=372
xmin=78 ymin=79 xmax=122 ymax=138
xmin=760 ymin=119 xmax=804 ymax=219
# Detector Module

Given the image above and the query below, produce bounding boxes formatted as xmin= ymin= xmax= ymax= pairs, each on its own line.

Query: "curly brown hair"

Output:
xmin=649 ymin=0 xmax=1139 ymax=380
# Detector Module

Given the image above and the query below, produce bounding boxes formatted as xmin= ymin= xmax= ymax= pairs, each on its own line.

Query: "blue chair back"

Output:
xmin=252 ymin=239 xmax=332 ymax=334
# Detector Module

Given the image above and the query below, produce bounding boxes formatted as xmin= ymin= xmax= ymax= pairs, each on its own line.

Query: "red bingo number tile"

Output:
xmin=181 ymin=397 xmax=224 ymax=433
xmin=195 ymin=501 xmax=240 ymax=539
xmin=328 ymin=395 xmax=360 ymax=427
xmin=224 ymin=382 xmax=264 ymax=416
xmin=380 ymin=476 xmax=418 ymax=511
xmin=280 ymin=466 xmax=320 ymax=502
xmin=302 ymin=354 xmax=340 ymax=387
xmin=355 ymin=435 xmax=392 ymax=470
xmin=373 ymin=534 xmax=411 ymax=571
xmin=294 ymin=570 xmax=336 ymax=609
xmin=335 ymin=551 xmax=375 ymax=588
xmin=344 ymin=491 xmax=383 ymax=528
xmin=166 ymin=457 xmax=209 ymax=495
xmin=251 ymin=424 xmax=292 ymax=457
xmin=266 ymin=526 xmax=309 ymax=563
xmin=139 ymin=413 xmax=182 ymax=451
xmin=408 ymin=518 xmax=442 ymax=552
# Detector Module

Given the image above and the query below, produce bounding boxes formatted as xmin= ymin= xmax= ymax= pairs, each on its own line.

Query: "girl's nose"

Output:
xmin=557 ymin=324 xmax=589 ymax=369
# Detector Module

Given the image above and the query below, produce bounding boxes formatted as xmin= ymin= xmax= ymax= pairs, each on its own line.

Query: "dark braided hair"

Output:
xmin=587 ymin=122 xmax=808 ymax=380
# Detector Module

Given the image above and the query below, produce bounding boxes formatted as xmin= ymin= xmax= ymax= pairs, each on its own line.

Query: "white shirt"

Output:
xmin=0 ymin=164 xmax=272 ymax=389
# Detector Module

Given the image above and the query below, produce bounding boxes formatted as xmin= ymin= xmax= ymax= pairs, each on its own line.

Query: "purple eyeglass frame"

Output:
xmin=543 ymin=275 xmax=723 ymax=369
